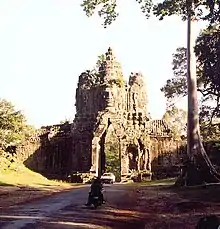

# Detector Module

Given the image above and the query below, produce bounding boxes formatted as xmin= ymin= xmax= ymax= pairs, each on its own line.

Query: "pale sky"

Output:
xmin=0 ymin=0 xmax=205 ymax=128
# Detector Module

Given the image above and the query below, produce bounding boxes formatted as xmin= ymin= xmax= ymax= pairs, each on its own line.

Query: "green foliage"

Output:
xmin=105 ymin=145 xmax=121 ymax=181
xmin=105 ymin=128 xmax=121 ymax=181
xmin=81 ymin=0 xmax=153 ymax=27
xmin=152 ymin=0 xmax=220 ymax=22
xmin=203 ymin=140 xmax=220 ymax=167
xmin=96 ymin=54 xmax=106 ymax=70
xmin=162 ymin=106 xmax=187 ymax=140
xmin=0 ymin=98 xmax=36 ymax=149
xmin=81 ymin=0 xmax=220 ymax=28
xmin=0 ymin=98 xmax=37 ymax=172
xmin=195 ymin=24 xmax=220 ymax=107
xmin=95 ymin=54 xmax=106 ymax=79
xmin=161 ymin=24 xmax=220 ymax=125
xmin=0 ymin=149 xmax=12 ymax=171
xmin=153 ymin=0 xmax=187 ymax=21
xmin=200 ymin=121 xmax=220 ymax=141
xmin=161 ymin=47 xmax=187 ymax=100
xmin=81 ymin=0 xmax=119 ymax=28
xmin=108 ymin=78 xmax=124 ymax=87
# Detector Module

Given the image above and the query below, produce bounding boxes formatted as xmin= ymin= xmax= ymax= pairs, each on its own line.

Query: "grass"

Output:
xmin=124 ymin=178 xmax=176 ymax=187
xmin=141 ymin=178 xmax=176 ymax=186
xmin=0 ymin=163 xmax=73 ymax=189
xmin=0 ymin=163 xmax=82 ymax=208
xmin=173 ymin=183 xmax=220 ymax=203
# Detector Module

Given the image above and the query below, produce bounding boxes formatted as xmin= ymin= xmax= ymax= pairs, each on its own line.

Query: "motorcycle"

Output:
xmin=91 ymin=194 xmax=102 ymax=209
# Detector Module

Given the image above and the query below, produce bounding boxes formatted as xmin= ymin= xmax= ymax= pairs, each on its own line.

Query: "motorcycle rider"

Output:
xmin=85 ymin=176 xmax=105 ymax=206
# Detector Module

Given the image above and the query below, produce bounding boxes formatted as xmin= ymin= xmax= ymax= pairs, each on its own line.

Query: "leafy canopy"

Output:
xmin=153 ymin=0 xmax=220 ymax=22
xmin=0 ymin=99 xmax=35 ymax=148
xmin=162 ymin=106 xmax=187 ymax=140
xmin=161 ymin=24 xmax=220 ymax=122
xmin=160 ymin=24 xmax=220 ymax=140
xmin=161 ymin=47 xmax=187 ymax=101
xmin=81 ymin=0 xmax=220 ymax=27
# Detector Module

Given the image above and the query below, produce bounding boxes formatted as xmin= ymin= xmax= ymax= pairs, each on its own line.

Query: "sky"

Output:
xmin=0 ymin=0 xmax=205 ymax=128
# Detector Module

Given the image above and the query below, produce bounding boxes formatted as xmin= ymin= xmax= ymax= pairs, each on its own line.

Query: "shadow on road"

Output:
xmin=2 ymin=183 xmax=220 ymax=229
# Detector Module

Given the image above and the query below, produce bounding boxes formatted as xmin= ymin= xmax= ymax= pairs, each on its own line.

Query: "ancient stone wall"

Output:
xmin=23 ymin=123 xmax=73 ymax=179
xmin=19 ymin=47 xmax=186 ymax=181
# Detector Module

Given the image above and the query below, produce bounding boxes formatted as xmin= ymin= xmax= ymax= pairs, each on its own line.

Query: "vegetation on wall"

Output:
xmin=108 ymin=78 xmax=125 ymax=88
xmin=105 ymin=127 xmax=121 ymax=181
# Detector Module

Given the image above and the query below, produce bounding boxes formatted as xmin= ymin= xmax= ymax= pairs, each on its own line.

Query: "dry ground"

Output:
xmin=0 ymin=184 xmax=75 ymax=210
xmin=1 ymin=180 xmax=220 ymax=228
xmin=0 ymin=164 xmax=76 ymax=211
xmin=122 ymin=183 xmax=220 ymax=228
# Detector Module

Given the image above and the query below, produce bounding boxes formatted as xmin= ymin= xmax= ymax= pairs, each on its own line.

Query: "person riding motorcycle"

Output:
xmin=85 ymin=177 xmax=104 ymax=206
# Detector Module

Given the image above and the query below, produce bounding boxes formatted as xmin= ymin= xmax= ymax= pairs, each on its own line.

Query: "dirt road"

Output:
xmin=1 ymin=183 xmax=220 ymax=229
xmin=0 ymin=184 xmax=143 ymax=229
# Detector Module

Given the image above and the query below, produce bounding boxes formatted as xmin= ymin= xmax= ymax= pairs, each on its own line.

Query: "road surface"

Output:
xmin=0 ymin=184 xmax=144 ymax=229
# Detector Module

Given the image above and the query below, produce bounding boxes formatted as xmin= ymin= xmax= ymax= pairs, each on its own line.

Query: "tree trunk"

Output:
xmin=175 ymin=1 xmax=220 ymax=186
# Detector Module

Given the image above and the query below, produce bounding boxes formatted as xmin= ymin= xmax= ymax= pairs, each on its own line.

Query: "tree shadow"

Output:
xmin=150 ymin=140 xmax=220 ymax=181
xmin=23 ymin=122 xmax=73 ymax=181
xmin=171 ymin=183 xmax=220 ymax=204
xmin=33 ymin=183 xmax=211 ymax=229
xmin=0 ymin=182 xmax=14 ymax=187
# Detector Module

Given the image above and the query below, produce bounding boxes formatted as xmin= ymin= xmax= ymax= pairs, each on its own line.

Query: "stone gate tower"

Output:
xmin=70 ymin=47 xmax=172 ymax=178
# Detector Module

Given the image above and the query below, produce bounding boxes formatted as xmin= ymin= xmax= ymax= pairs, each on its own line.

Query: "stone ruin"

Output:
xmin=23 ymin=47 xmax=185 ymax=181
xmin=69 ymin=47 xmax=183 ymax=181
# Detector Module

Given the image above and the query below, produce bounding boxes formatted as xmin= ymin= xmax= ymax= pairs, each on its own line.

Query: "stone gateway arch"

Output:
xmin=70 ymin=48 xmax=175 ymax=181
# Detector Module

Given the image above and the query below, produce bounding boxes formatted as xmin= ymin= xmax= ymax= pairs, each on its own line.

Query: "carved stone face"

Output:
xmin=104 ymin=89 xmax=114 ymax=107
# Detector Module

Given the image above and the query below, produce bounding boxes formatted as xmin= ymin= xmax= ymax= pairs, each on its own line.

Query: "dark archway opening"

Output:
xmin=97 ymin=119 xmax=121 ymax=181
xmin=105 ymin=119 xmax=121 ymax=182
xmin=127 ymin=144 xmax=138 ymax=171
xmin=98 ymin=130 xmax=107 ymax=177
xmin=105 ymin=137 xmax=121 ymax=181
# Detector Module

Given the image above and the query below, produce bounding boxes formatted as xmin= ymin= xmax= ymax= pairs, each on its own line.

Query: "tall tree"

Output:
xmin=81 ymin=0 xmax=220 ymax=185
xmin=161 ymin=24 xmax=220 ymax=140
xmin=140 ymin=1 xmax=220 ymax=185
